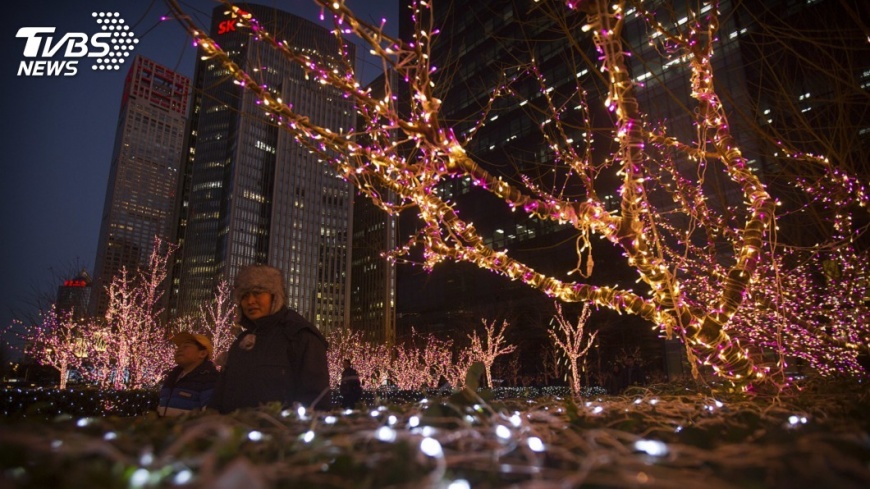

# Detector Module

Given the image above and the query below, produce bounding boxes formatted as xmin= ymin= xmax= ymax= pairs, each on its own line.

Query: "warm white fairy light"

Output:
xmin=173 ymin=470 xmax=193 ymax=485
xmin=420 ymin=437 xmax=443 ymax=457
xmin=634 ymin=439 xmax=669 ymax=457
xmin=130 ymin=468 xmax=150 ymax=488
xmin=376 ymin=426 xmax=397 ymax=442
xmin=495 ymin=425 xmax=511 ymax=440
xmin=527 ymin=437 xmax=546 ymax=452
xmin=787 ymin=415 xmax=808 ymax=426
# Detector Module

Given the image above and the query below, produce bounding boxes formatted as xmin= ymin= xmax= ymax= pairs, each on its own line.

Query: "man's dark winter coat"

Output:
xmin=209 ymin=308 xmax=330 ymax=413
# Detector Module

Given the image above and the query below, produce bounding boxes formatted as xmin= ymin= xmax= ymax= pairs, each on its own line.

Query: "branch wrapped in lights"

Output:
xmin=572 ymin=0 xmax=764 ymax=383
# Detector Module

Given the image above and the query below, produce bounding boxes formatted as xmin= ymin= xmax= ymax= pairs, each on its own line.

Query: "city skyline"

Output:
xmin=1 ymin=0 xmax=398 ymax=359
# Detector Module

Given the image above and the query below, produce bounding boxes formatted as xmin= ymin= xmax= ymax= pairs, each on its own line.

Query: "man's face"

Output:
xmin=240 ymin=289 xmax=273 ymax=320
xmin=174 ymin=341 xmax=207 ymax=369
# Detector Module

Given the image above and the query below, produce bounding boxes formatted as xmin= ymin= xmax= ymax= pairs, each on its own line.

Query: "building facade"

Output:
xmin=173 ymin=4 xmax=356 ymax=333
xmin=92 ymin=55 xmax=190 ymax=317
xmin=349 ymin=73 xmax=399 ymax=345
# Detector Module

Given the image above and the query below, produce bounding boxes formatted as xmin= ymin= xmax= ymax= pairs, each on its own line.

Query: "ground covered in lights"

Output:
xmin=1 ymin=379 xmax=868 ymax=488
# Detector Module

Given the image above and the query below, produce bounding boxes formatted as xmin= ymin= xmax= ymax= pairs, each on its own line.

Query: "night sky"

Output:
xmin=1 ymin=0 xmax=398 ymax=360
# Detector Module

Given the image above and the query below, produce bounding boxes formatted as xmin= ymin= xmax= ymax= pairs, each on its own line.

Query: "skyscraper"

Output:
xmin=92 ymin=55 xmax=190 ymax=317
xmin=173 ymin=4 xmax=356 ymax=333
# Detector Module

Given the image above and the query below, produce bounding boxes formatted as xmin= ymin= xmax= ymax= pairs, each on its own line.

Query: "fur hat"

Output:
xmin=233 ymin=264 xmax=286 ymax=315
xmin=170 ymin=332 xmax=214 ymax=359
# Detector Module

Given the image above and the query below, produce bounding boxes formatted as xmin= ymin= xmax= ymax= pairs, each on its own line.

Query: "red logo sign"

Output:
xmin=218 ymin=20 xmax=236 ymax=35
xmin=218 ymin=7 xmax=251 ymax=35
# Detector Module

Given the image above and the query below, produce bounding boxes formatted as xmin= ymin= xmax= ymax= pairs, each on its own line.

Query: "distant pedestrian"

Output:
xmin=606 ymin=363 xmax=623 ymax=394
xmin=339 ymin=359 xmax=363 ymax=409
xmin=209 ymin=264 xmax=330 ymax=413
xmin=157 ymin=333 xmax=219 ymax=417
xmin=620 ymin=356 xmax=646 ymax=389
xmin=628 ymin=357 xmax=646 ymax=387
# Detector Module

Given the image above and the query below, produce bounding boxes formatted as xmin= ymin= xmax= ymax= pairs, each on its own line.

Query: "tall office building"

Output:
xmin=173 ymin=4 xmax=356 ymax=333
xmin=92 ymin=55 xmax=190 ymax=317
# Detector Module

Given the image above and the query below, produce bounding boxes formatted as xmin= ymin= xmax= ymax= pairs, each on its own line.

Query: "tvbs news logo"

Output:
xmin=16 ymin=12 xmax=138 ymax=77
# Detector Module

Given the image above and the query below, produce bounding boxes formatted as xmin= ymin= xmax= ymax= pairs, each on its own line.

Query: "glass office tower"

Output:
xmin=92 ymin=55 xmax=190 ymax=317
xmin=174 ymin=4 xmax=355 ymax=333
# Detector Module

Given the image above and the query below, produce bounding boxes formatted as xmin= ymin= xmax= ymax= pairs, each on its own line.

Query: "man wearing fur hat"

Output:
xmin=157 ymin=333 xmax=219 ymax=416
xmin=209 ymin=264 xmax=331 ymax=412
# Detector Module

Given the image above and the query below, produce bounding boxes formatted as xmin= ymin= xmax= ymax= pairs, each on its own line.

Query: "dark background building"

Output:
xmin=56 ymin=269 xmax=92 ymax=319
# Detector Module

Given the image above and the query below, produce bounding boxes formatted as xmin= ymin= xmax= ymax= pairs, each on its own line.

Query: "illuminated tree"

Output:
xmin=540 ymin=342 xmax=564 ymax=387
xmin=326 ymin=328 xmax=391 ymax=389
xmin=188 ymin=279 xmax=237 ymax=365
xmin=98 ymin=238 xmax=176 ymax=389
xmin=493 ymin=350 xmax=522 ymax=387
xmin=389 ymin=332 xmax=431 ymax=390
xmin=548 ymin=303 xmax=598 ymax=398
xmin=468 ymin=319 xmax=517 ymax=388
xmin=165 ymin=0 xmax=869 ymax=390
xmin=420 ymin=332 xmax=457 ymax=388
xmin=2 ymin=309 xmax=113 ymax=389
xmin=11 ymin=306 xmax=89 ymax=389
xmin=443 ymin=343 xmax=476 ymax=390
xmin=326 ymin=327 xmax=478 ymax=391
